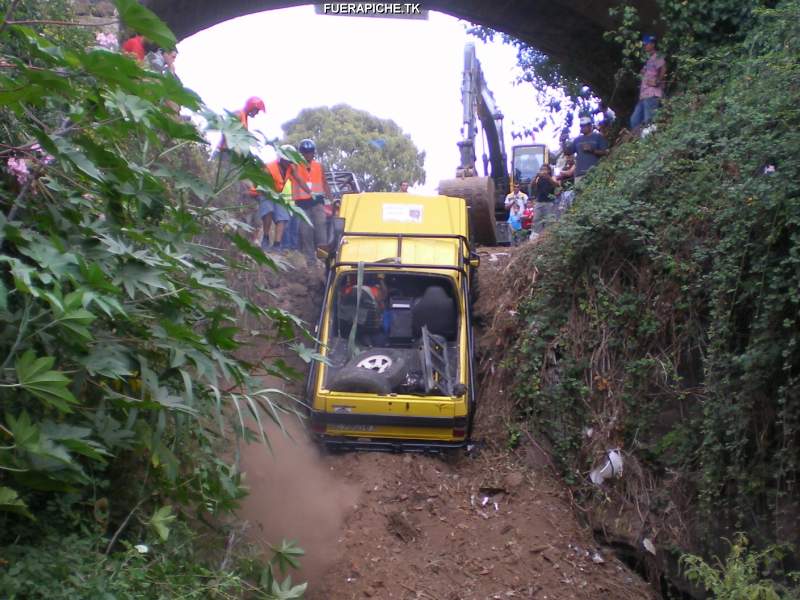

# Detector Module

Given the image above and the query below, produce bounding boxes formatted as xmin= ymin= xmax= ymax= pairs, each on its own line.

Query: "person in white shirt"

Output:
xmin=504 ymin=183 xmax=528 ymax=216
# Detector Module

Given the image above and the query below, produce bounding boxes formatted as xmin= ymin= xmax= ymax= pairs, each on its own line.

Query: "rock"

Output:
xmin=504 ymin=471 xmax=525 ymax=490
xmin=386 ymin=510 xmax=418 ymax=543
xmin=72 ymin=0 xmax=92 ymax=15
xmin=91 ymin=0 xmax=116 ymax=17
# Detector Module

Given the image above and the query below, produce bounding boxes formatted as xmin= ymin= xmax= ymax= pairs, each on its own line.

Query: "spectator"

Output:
xmin=217 ymin=96 xmax=265 ymax=152
xmin=531 ymin=164 xmax=560 ymax=234
xmin=555 ymin=141 xmax=576 ymax=187
xmin=507 ymin=203 xmax=524 ymax=245
xmin=287 ymin=138 xmax=332 ymax=259
xmin=521 ymin=198 xmax=535 ymax=231
xmin=630 ymin=34 xmax=666 ymax=131
xmin=556 ymin=141 xmax=576 ymax=216
xmin=121 ymin=35 xmax=150 ymax=62
xmin=399 ymin=181 xmax=410 ymax=192
xmin=573 ymin=116 xmax=609 ymax=182
xmin=254 ymin=147 xmax=294 ymax=252
xmin=504 ymin=182 xmax=528 ymax=216
xmin=147 ymin=47 xmax=178 ymax=76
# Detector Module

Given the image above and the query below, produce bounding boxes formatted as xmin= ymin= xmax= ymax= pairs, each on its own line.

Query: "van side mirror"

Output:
xmin=469 ymin=256 xmax=480 ymax=269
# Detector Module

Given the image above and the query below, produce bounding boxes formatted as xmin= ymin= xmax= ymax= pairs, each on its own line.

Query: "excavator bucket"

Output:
xmin=438 ymin=176 xmax=497 ymax=245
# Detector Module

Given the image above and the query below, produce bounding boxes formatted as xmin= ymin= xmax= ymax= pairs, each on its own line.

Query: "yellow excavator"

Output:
xmin=439 ymin=43 xmax=549 ymax=245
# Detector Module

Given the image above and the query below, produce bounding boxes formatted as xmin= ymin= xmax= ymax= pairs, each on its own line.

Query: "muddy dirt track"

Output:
xmin=234 ymin=250 xmax=655 ymax=600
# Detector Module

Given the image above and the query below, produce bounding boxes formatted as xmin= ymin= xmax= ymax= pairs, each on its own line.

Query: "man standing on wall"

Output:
xmin=630 ymin=34 xmax=666 ymax=131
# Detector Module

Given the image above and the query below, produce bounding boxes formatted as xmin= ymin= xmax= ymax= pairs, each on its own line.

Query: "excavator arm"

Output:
xmin=457 ymin=43 xmax=508 ymax=185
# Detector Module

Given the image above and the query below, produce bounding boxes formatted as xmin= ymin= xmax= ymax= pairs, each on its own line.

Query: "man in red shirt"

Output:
xmin=121 ymin=35 xmax=146 ymax=61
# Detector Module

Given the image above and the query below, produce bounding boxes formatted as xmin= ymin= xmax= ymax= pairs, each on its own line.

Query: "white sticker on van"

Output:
xmin=382 ymin=203 xmax=423 ymax=223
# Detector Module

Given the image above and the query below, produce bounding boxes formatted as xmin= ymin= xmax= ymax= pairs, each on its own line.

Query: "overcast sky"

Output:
xmin=175 ymin=6 xmax=569 ymax=193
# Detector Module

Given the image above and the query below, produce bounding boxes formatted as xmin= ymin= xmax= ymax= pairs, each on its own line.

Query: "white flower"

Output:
xmin=95 ymin=32 xmax=118 ymax=50
xmin=134 ymin=544 xmax=149 ymax=554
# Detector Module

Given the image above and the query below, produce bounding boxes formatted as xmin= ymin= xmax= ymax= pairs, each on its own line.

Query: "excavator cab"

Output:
xmin=511 ymin=144 xmax=550 ymax=194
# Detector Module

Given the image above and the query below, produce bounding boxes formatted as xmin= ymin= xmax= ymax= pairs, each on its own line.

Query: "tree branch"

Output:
xmin=0 ymin=0 xmax=22 ymax=37
xmin=105 ymin=497 xmax=147 ymax=556
xmin=6 ymin=19 xmax=119 ymax=27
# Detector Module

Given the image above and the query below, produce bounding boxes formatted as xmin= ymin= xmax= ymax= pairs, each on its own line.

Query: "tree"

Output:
xmin=282 ymin=104 xmax=425 ymax=192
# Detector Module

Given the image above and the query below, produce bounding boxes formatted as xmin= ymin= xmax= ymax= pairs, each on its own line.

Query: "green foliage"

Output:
xmin=282 ymin=104 xmax=426 ymax=192
xmin=0 ymin=0 xmax=308 ymax=595
xmin=114 ymin=0 xmax=176 ymax=50
xmin=468 ymin=26 xmax=584 ymax=100
xmin=508 ymin=0 xmax=800 ymax=573
xmin=604 ymin=4 xmax=644 ymax=80
xmin=680 ymin=534 xmax=799 ymax=599
xmin=0 ymin=518 xmax=306 ymax=599
xmin=657 ymin=0 xmax=765 ymax=68
xmin=506 ymin=424 xmax=522 ymax=450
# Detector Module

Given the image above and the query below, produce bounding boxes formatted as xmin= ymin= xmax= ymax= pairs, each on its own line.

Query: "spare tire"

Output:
xmin=328 ymin=349 xmax=409 ymax=393
xmin=329 ymin=366 xmax=393 ymax=394
xmin=351 ymin=349 xmax=408 ymax=387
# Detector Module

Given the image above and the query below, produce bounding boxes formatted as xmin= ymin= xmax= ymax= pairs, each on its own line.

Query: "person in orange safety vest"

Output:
xmin=249 ymin=145 xmax=294 ymax=252
xmin=287 ymin=138 xmax=332 ymax=258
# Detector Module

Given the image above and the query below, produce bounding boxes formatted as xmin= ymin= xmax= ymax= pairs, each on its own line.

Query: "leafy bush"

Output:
xmin=0 ymin=0 xmax=308 ymax=594
xmin=508 ymin=0 xmax=800 ymax=574
xmin=0 ymin=520 xmax=306 ymax=599
xmin=680 ymin=534 xmax=798 ymax=600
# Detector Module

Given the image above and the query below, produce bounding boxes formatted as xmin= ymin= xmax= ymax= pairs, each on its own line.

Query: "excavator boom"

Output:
xmin=440 ymin=43 xmax=549 ymax=246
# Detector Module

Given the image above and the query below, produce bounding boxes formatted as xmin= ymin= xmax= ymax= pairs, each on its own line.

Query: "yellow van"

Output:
xmin=306 ymin=192 xmax=479 ymax=451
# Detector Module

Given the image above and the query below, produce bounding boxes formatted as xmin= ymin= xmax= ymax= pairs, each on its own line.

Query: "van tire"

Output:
xmin=351 ymin=350 xmax=408 ymax=387
xmin=328 ymin=350 xmax=409 ymax=393
xmin=329 ymin=366 xmax=393 ymax=394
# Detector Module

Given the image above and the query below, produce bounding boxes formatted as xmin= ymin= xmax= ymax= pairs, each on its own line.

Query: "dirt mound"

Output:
xmin=310 ymin=449 xmax=652 ymax=600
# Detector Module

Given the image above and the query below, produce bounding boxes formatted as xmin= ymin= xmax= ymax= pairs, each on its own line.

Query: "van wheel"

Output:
xmin=329 ymin=366 xmax=393 ymax=394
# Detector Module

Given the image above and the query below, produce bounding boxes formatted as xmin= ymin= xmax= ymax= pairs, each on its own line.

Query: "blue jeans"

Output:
xmin=630 ymin=96 xmax=661 ymax=130
xmin=282 ymin=215 xmax=300 ymax=250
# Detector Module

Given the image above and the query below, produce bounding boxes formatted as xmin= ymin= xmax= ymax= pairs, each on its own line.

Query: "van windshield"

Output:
xmin=322 ymin=271 xmax=461 ymax=396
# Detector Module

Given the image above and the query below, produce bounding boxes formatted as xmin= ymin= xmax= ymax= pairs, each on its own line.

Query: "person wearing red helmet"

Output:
xmin=217 ymin=96 xmax=266 ymax=151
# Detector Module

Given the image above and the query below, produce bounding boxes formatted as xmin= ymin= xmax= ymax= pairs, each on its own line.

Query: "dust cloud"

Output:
xmin=237 ymin=419 xmax=359 ymax=586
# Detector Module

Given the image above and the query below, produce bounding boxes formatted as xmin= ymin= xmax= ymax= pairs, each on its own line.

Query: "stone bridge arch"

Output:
xmin=139 ymin=0 xmax=661 ymax=113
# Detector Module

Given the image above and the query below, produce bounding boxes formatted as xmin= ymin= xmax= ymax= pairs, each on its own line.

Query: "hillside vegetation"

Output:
xmin=504 ymin=0 xmax=799 ymax=594
xmin=0 ymin=1 xmax=307 ymax=597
